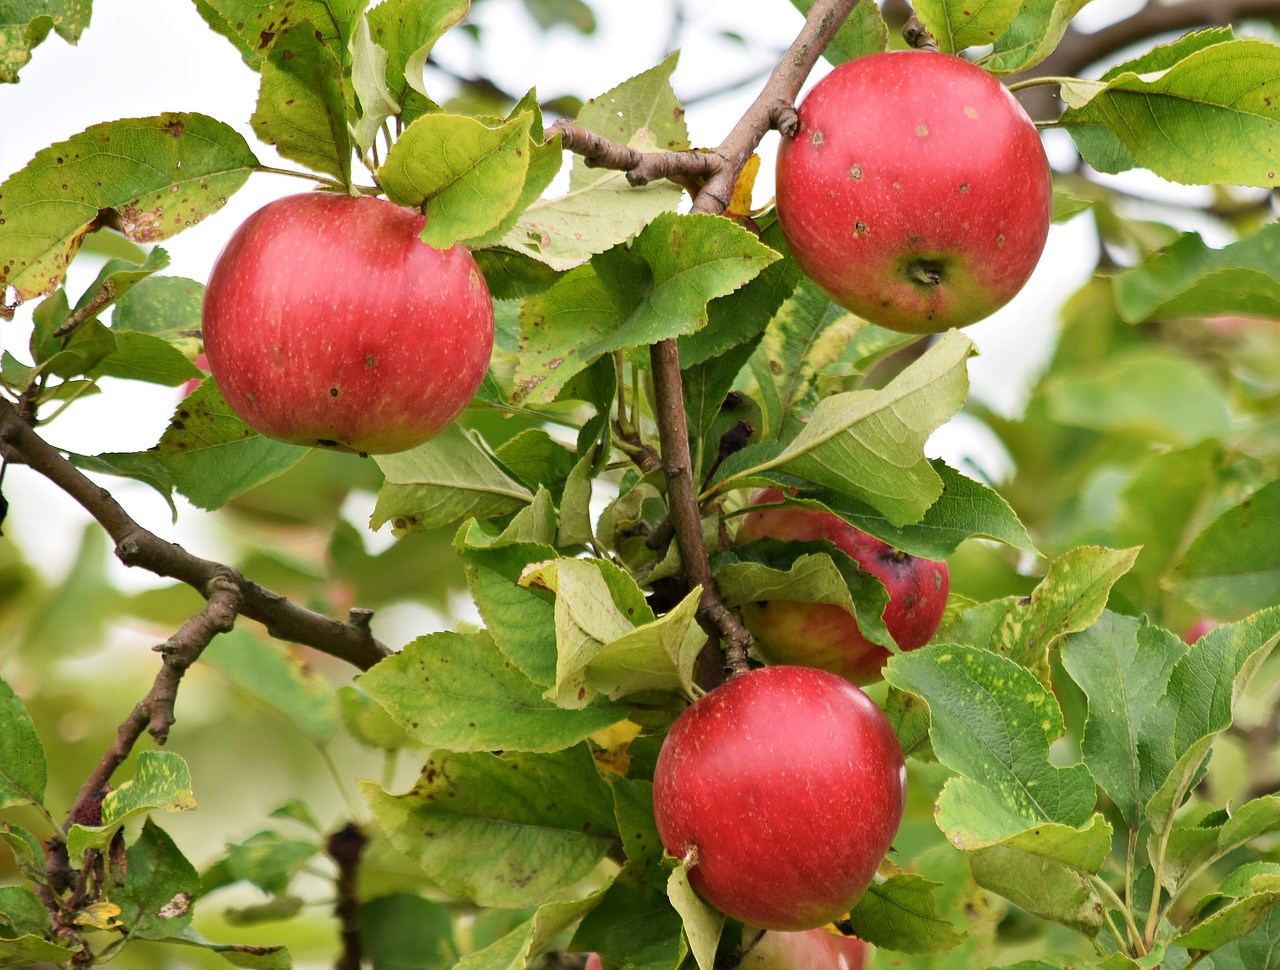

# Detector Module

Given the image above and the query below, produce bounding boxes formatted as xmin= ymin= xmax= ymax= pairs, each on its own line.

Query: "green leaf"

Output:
xmin=366 ymin=0 xmax=469 ymax=104
xmin=110 ymin=274 xmax=206 ymax=353
xmin=677 ymin=219 xmax=802 ymax=371
xmin=1114 ymin=225 xmax=1280 ymax=329
xmin=512 ymin=213 xmax=778 ymax=405
xmin=0 ymin=113 xmax=258 ymax=303
xmin=371 ymin=424 xmax=534 ymax=537
xmin=802 ymin=458 xmax=1037 ymax=560
xmin=667 ymin=863 xmax=723 ymax=970
xmin=452 ymin=893 xmax=605 ymax=970
xmin=361 ymin=893 xmax=459 ymax=969
xmin=0 ymin=1 xmax=89 ymax=83
xmin=251 ymin=24 xmax=352 ymax=184
xmin=71 ymin=246 xmax=170 ymax=317
xmin=167 ymin=925 xmax=291 ymax=968
xmin=203 ymin=629 xmax=339 ymax=745
xmin=67 ymin=751 xmax=197 ymax=856
xmin=967 ymin=815 xmax=1112 ymax=935
xmin=1175 ymin=864 xmax=1280 ymax=951
xmin=350 ymin=15 xmax=399 ymax=154
xmin=79 ymin=379 xmax=309 ymax=510
xmin=789 ymin=0 xmax=888 ymax=63
xmin=1043 ymin=348 xmax=1230 ymax=447
xmin=1141 ymin=608 xmax=1280 ymax=834
xmin=361 ymin=746 xmax=618 ymax=908
xmin=994 ymin=545 xmax=1140 ymax=674
xmin=1061 ymin=612 xmax=1186 ymax=828
xmin=0 ymin=936 xmax=78 ymax=968
xmin=460 ymin=540 xmax=560 ymax=686
xmin=885 ymin=645 xmax=1097 ymax=847
xmin=913 ymin=0 xmax=1022 ymax=53
xmin=574 ymin=585 xmax=706 ymax=705
xmin=337 ymin=686 xmax=420 ymax=752
xmin=711 ymin=330 xmax=974 ymax=528
xmin=1162 ymin=796 xmax=1280 ymax=897
xmin=0 ymin=675 xmax=46 ymax=810
xmin=980 ymin=0 xmax=1094 ymax=74
xmin=570 ymin=877 xmax=685 ymax=970
xmin=1166 ymin=480 xmax=1280 ymax=620
xmin=0 ymin=824 xmax=42 ymax=885
xmin=748 ymin=276 xmax=867 ymax=441
xmin=519 ymin=557 xmax=666 ymax=708
xmin=90 ymin=331 xmax=203 ymax=386
xmin=1060 ymin=36 xmax=1280 ymax=189
xmin=608 ymin=777 xmax=666 ymax=886
xmin=501 ymin=53 xmax=687 ymax=270
xmin=116 ymin=820 xmax=200 ymax=941
xmin=193 ymin=0 xmax=362 ymax=70
xmin=358 ymin=629 xmax=628 ymax=752
xmin=377 ymin=111 xmax=533 ymax=248
xmin=846 ymin=872 xmax=966 ymax=954
xmin=713 ymin=538 xmax=893 ymax=649
xmin=220 ymin=830 xmax=317 ymax=896
xmin=0 ymin=885 xmax=49 ymax=937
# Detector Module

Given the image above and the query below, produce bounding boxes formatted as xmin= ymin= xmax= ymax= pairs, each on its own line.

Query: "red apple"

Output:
xmin=652 ymin=665 xmax=906 ymax=931
xmin=584 ymin=955 xmax=602 ymax=970
xmin=831 ymin=934 xmax=870 ymax=970
xmin=180 ymin=351 xmax=209 ymax=398
xmin=740 ymin=928 xmax=869 ymax=969
xmin=1183 ymin=617 xmax=1218 ymax=643
xmin=735 ymin=489 xmax=948 ymax=685
xmin=202 ymin=192 xmax=494 ymax=455
xmin=775 ymin=50 xmax=1052 ymax=333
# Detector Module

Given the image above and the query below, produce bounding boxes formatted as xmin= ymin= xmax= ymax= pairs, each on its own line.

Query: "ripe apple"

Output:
xmin=652 ymin=665 xmax=906 ymax=931
xmin=735 ymin=488 xmax=948 ymax=685
xmin=202 ymin=192 xmax=494 ymax=455
xmin=1183 ymin=617 xmax=1218 ymax=643
xmin=775 ymin=50 xmax=1052 ymax=333
xmin=740 ymin=928 xmax=869 ymax=969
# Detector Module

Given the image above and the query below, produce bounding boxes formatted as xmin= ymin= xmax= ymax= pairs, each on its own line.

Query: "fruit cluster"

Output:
xmin=196 ymin=49 xmax=1044 ymax=970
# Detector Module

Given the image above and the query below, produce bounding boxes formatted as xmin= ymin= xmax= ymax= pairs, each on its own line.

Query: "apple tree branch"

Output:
xmin=550 ymin=0 xmax=862 ymax=679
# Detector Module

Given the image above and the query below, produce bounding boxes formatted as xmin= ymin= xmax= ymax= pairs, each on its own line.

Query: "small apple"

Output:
xmin=652 ymin=665 xmax=906 ymax=931
xmin=202 ymin=192 xmax=494 ymax=455
xmin=584 ymin=955 xmax=602 ymax=970
xmin=1183 ymin=617 xmax=1218 ymax=643
xmin=735 ymin=488 xmax=948 ymax=684
xmin=740 ymin=928 xmax=869 ymax=970
xmin=775 ymin=50 xmax=1052 ymax=333
xmin=180 ymin=351 xmax=209 ymax=398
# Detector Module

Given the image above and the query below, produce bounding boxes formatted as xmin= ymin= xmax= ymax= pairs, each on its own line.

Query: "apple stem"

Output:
xmin=902 ymin=11 xmax=940 ymax=51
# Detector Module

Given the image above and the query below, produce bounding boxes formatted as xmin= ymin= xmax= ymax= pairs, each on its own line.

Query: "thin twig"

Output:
xmin=328 ymin=822 xmax=368 ymax=970
xmin=552 ymin=0 xmax=861 ymax=677
xmin=0 ymin=398 xmax=390 ymax=670
xmin=62 ymin=574 xmax=243 ymax=833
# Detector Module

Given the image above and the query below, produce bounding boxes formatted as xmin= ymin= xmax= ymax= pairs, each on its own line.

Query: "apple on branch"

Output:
xmin=202 ymin=192 xmax=495 ymax=455
xmin=652 ymin=665 xmax=906 ymax=931
xmin=775 ymin=51 xmax=1052 ymax=333
xmin=735 ymin=488 xmax=949 ymax=685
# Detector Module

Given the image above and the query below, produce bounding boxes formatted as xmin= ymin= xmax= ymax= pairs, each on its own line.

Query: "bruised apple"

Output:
xmin=736 ymin=489 xmax=948 ymax=684
xmin=775 ymin=51 xmax=1052 ymax=333
xmin=652 ymin=665 xmax=905 ymax=931
xmin=202 ymin=192 xmax=494 ymax=455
